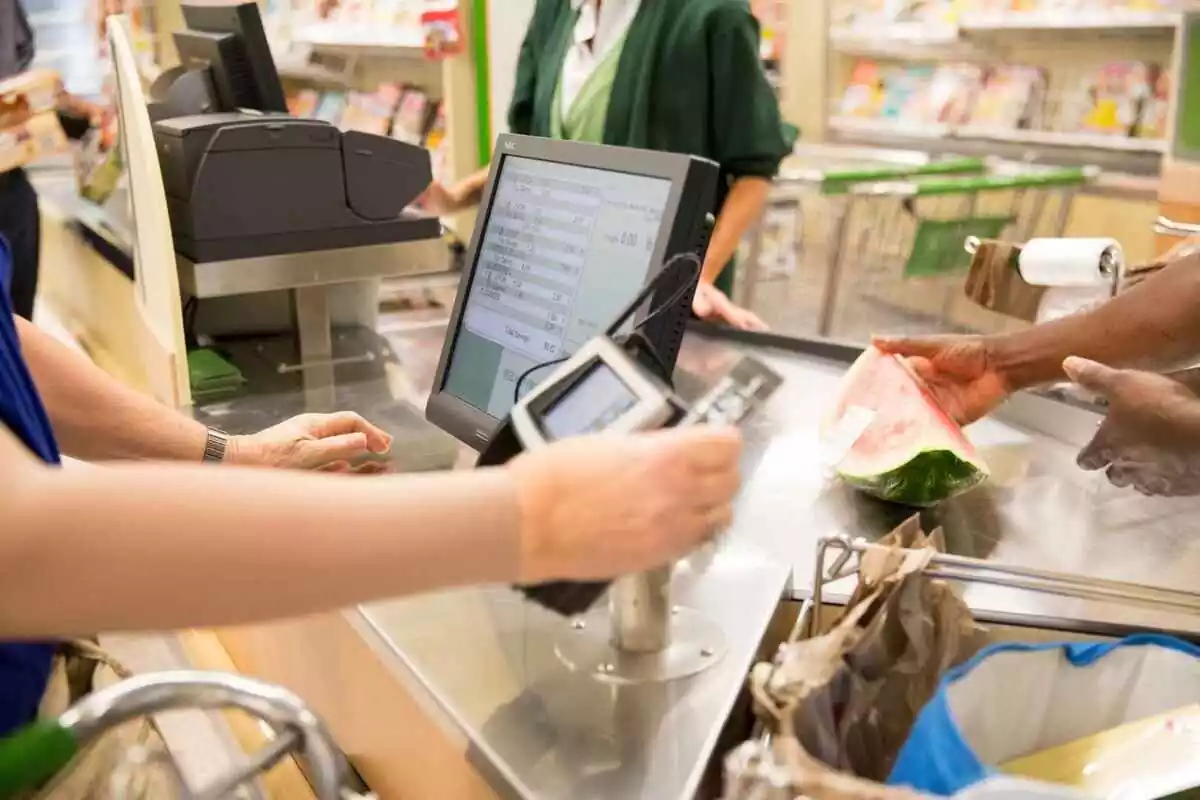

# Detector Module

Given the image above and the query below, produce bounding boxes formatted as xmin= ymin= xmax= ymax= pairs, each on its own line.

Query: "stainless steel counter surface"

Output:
xmin=348 ymin=325 xmax=1198 ymax=800
xmin=696 ymin=333 xmax=1200 ymax=638
xmin=198 ymin=319 xmax=1200 ymax=799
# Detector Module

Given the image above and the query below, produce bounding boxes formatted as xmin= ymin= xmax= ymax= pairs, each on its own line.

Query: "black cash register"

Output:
xmin=149 ymin=2 xmax=438 ymax=263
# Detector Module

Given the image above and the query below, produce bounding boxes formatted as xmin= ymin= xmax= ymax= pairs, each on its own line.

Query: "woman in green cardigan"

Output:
xmin=425 ymin=0 xmax=795 ymax=329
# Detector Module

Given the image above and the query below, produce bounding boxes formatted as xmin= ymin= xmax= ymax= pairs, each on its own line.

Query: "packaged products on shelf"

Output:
xmin=312 ymin=91 xmax=349 ymax=125
xmin=967 ymin=66 xmax=1045 ymax=129
xmin=880 ymin=65 xmax=934 ymax=120
xmin=287 ymin=88 xmax=321 ymax=118
xmin=1137 ymin=69 xmax=1171 ymax=140
xmin=341 ymin=83 xmax=403 ymax=135
xmin=1070 ymin=61 xmax=1157 ymax=137
xmin=910 ymin=64 xmax=984 ymax=125
xmin=391 ymin=88 xmax=434 ymax=145
xmin=839 ymin=60 xmax=887 ymax=117
xmin=425 ymin=102 xmax=449 ymax=184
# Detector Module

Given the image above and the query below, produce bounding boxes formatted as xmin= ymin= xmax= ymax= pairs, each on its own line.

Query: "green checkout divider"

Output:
xmin=909 ymin=166 xmax=1090 ymax=198
xmin=820 ymin=157 xmax=985 ymax=195
xmin=0 ymin=720 xmax=79 ymax=798
xmin=188 ymin=348 xmax=246 ymax=398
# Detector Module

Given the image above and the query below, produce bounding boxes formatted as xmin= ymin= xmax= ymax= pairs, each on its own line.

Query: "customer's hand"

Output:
xmin=510 ymin=427 xmax=743 ymax=582
xmin=872 ymin=335 xmax=1012 ymax=425
xmin=1064 ymin=358 xmax=1200 ymax=496
xmin=692 ymin=282 xmax=767 ymax=331
xmin=228 ymin=412 xmax=393 ymax=472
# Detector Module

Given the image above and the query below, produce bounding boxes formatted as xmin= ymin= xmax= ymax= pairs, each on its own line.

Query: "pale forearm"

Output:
xmin=16 ymin=317 xmax=206 ymax=462
xmin=990 ymin=254 xmax=1200 ymax=389
xmin=450 ymin=168 xmax=491 ymax=209
xmin=701 ymin=177 xmax=771 ymax=285
xmin=0 ymin=452 xmax=518 ymax=637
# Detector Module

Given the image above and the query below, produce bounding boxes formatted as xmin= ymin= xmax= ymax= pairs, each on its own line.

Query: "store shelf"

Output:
xmin=958 ymin=9 xmax=1179 ymax=31
xmin=830 ymin=117 xmax=1166 ymax=155
xmin=831 ymin=10 xmax=1176 ymax=50
xmin=830 ymin=21 xmax=959 ymax=47
xmin=291 ymin=23 xmax=425 ymax=56
xmin=956 ymin=126 xmax=1167 ymax=153
xmin=829 ymin=116 xmax=949 ymax=140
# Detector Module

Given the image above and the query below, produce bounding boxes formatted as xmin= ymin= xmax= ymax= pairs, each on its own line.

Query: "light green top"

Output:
xmin=550 ymin=32 xmax=629 ymax=144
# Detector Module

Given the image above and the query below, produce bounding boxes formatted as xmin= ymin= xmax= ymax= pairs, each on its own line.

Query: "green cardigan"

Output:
xmin=508 ymin=0 xmax=797 ymax=293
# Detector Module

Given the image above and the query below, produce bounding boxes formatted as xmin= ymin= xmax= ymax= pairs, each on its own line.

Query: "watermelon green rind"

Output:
xmin=825 ymin=347 xmax=989 ymax=507
xmin=836 ymin=447 xmax=987 ymax=508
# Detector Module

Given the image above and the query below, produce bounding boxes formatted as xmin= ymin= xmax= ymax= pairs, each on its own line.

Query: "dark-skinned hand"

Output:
xmin=872 ymin=335 xmax=1012 ymax=425
xmin=1063 ymin=357 xmax=1200 ymax=497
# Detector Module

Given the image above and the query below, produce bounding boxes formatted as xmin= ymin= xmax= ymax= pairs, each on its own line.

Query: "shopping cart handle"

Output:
xmin=0 ymin=719 xmax=79 ymax=798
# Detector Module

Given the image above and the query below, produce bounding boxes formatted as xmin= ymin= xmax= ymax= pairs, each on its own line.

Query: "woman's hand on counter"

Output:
xmin=228 ymin=412 xmax=393 ymax=472
xmin=692 ymin=282 xmax=767 ymax=332
xmin=509 ymin=427 xmax=743 ymax=582
xmin=418 ymin=181 xmax=464 ymax=216
xmin=1064 ymin=358 xmax=1200 ymax=496
xmin=872 ymin=335 xmax=1013 ymax=425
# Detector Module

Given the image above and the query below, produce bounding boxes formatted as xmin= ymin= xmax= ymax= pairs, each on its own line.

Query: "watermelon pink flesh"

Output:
xmin=826 ymin=347 xmax=987 ymax=507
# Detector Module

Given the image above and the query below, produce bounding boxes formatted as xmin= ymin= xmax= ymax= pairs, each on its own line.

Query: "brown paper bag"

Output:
xmin=727 ymin=518 xmax=987 ymax=798
xmin=962 ymin=240 xmax=1045 ymax=322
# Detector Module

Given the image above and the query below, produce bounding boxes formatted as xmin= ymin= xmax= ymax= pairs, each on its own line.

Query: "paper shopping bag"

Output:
xmin=887 ymin=635 xmax=1200 ymax=797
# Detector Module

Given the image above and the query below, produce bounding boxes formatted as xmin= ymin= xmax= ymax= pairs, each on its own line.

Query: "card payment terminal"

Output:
xmin=506 ymin=334 xmax=784 ymax=615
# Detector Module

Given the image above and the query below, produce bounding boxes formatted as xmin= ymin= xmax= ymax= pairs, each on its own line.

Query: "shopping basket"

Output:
xmin=0 ymin=671 xmax=369 ymax=799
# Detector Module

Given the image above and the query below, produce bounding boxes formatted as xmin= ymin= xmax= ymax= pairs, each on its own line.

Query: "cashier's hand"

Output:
xmin=227 ymin=412 xmax=393 ymax=472
xmin=1064 ymin=358 xmax=1200 ymax=496
xmin=873 ymin=335 xmax=1012 ymax=425
xmin=510 ymin=427 xmax=743 ymax=582
xmin=692 ymin=283 xmax=768 ymax=332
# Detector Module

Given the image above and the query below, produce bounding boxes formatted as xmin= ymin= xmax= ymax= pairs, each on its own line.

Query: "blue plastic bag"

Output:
xmin=887 ymin=634 xmax=1200 ymax=796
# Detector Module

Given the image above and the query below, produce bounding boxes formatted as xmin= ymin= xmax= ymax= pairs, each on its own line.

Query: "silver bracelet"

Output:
xmin=202 ymin=428 xmax=230 ymax=463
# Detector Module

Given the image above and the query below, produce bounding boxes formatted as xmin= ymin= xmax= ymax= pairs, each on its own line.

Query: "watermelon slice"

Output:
xmin=824 ymin=347 xmax=988 ymax=507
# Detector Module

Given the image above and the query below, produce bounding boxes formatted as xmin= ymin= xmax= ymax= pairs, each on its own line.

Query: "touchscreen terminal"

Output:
xmin=539 ymin=362 xmax=639 ymax=441
xmin=441 ymin=156 xmax=671 ymax=421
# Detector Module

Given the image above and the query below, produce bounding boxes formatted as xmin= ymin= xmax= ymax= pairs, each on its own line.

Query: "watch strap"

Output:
xmin=202 ymin=428 xmax=230 ymax=463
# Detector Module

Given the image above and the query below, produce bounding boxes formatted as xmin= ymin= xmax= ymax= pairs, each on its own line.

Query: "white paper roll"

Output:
xmin=1017 ymin=238 xmax=1123 ymax=288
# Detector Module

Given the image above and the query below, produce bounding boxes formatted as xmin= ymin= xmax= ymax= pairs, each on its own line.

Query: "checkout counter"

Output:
xmin=199 ymin=325 xmax=1199 ymax=800
xmin=32 ymin=13 xmax=1200 ymax=799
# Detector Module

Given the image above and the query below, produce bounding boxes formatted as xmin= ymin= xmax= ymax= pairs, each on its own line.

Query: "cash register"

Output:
xmin=150 ymin=2 xmax=438 ymax=263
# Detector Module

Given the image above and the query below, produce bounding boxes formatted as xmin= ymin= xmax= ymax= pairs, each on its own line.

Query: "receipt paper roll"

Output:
xmin=1017 ymin=238 xmax=1123 ymax=288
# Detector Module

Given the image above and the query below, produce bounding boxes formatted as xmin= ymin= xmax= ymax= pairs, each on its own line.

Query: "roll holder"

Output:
xmin=963 ymin=234 xmax=1124 ymax=308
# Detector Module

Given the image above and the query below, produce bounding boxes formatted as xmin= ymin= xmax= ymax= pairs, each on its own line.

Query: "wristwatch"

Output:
xmin=202 ymin=427 xmax=230 ymax=463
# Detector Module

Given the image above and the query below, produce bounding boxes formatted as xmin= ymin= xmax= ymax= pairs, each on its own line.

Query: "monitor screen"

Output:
xmin=442 ymin=155 xmax=672 ymax=420
xmin=540 ymin=362 xmax=639 ymax=441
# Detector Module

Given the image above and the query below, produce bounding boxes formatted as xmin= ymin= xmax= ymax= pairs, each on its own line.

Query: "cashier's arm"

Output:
xmin=0 ymin=425 xmax=515 ymax=636
xmin=15 ymin=317 xmax=390 ymax=468
xmin=15 ymin=316 xmax=208 ymax=462
xmin=0 ymin=423 xmax=740 ymax=637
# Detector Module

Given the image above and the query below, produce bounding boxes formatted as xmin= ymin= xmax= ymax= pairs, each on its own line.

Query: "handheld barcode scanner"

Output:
xmin=480 ymin=256 xmax=784 ymax=630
